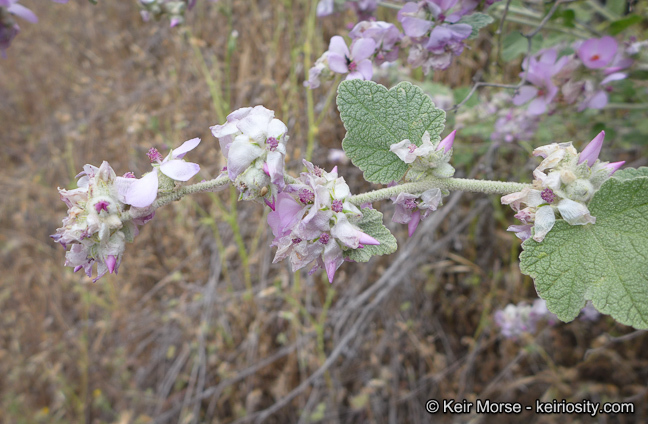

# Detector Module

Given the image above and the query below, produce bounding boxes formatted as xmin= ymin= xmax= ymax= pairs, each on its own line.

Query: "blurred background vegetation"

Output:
xmin=1 ymin=0 xmax=647 ymax=423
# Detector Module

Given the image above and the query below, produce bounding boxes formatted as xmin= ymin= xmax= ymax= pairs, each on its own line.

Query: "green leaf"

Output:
xmin=552 ymin=9 xmax=576 ymax=28
xmin=609 ymin=14 xmax=643 ymax=36
xmin=612 ymin=166 xmax=648 ymax=181
xmin=607 ymin=0 xmax=626 ymax=17
xmin=453 ymin=86 xmax=479 ymax=108
xmin=344 ymin=209 xmax=397 ymax=263
xmin=457 ymin=13 xmax=494 ymax=39
xmin=501 ymin=32 xmax=543 ymax=62
xmin=520 ymin=173 xmax=648 ymax=328
xmin=338 ymin=79 xmax=446 ymax=184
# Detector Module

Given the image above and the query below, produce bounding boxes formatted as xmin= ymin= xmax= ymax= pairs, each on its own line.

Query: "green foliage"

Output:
xmin=606 ymin=0 xmax=627 ymax=17
xmin=457 ymin=13 xmax=494 ymax=39
xmin=344 ymin=209 xmax=397 ymax=262
xmin=520 ymin=170 xmax=648 ymax=328
xmin=453 ymin=86 xmax=479 ymax=108
xmin=609 ymin=15 xmax=643 ymax=36
xmin=612 ymin=167 xmax=648 ymax=181
xmin=338 ymin=79 xmax=446 ymax=184
xmin=501 ymin=32 xmax=543 ymax=62
xmin=552 ymin=9 xmax=576 ymax=28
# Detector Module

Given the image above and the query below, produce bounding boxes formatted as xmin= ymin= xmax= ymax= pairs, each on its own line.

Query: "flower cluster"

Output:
xmin=306 ymin=0 xmax=498 ymax=87
xmin=51 ymin=162 xmax=153 ymax=282
xmin=391 ymin=188 xmax=442 ymax=236
xmin=267 ymin=160 xmax=379 ymax=283
xmin=514 ymin=36 xmax=638 ymax=115
xmin=390 ymin=130 xmax=456 ymax=180
xmin=0 ymin=0 xmax=68 ymax=57
xmin=116 ymin=138 xmax=202 ymax=208
xmin=494 ymin=299 xmax=557 ymax=339
xmin=502 ymin=131 xmax=624 ymax=242
xmin=398 ymin=0 xmax=475 ymax=72
xmin=211 ymin=106 xmax=289 ymax=208
xmin=386 ymin=130 xmax=455 ymax=235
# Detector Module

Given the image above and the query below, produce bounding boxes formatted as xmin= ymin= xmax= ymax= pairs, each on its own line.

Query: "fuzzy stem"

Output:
xmin=121 ymin=174 xmax=529 ymax=220
xmin=121 ymin=175 xmax=231 ymax=221
xmin=347 ymin=177 xmax=529 ymax=205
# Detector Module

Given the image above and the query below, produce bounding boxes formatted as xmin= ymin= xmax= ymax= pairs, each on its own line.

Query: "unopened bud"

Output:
xmin=565 ymin=178 xmax=595 ymax=203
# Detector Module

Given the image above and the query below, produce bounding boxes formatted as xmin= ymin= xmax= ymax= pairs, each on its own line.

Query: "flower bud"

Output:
xmin=235 ymin=165 xmax=271 ymax=202
xmin=560 ymin=169 xmax=577 ymax=185
xmin=565 ymin=178 xmax=595 ymax=203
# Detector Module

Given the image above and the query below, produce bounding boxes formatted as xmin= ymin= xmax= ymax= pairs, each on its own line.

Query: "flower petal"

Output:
xmin=328 ymin=35 xmax=350 ymax=57
xmin=172 ymin=137 xmax=200 ymax=159
xmin=408 ymin=209 xmax=421 ymax=237
xmin=266 ymin=150 xmax=285 ymax=188
xmin=351 ymin=38 xmax=376 ymax=62
xmin=7 ymin=3 xmax=38 ymax=23
xmin=160 ymin=159 xmax=200 ymax=181
xmin=557 ymin=199 xmax=596 ymax=225
xmin=356 ymin=59 xmax=374 ymax=81
xmin=578 ymin=130 xmax=604 ymax=166
xmin=121 ymin=170 xmax=159 ymax=208
xmin=227 ymin=136 xmax=264 ymax=180
xmin=533 ymin=205 xmax=556 ymax=242
xmin=585 ymin=90 xmax=608 ymax=110
xmin=328 ymin=53 xmax=349 ymax=74
xmin=267 ymin=119 xmax=287 ymax=139
xmin=512 ymin=86 xmax=538 ymax=106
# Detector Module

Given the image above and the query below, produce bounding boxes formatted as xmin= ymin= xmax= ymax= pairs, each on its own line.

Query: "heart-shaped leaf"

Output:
xmin=520 ymin=170 xmax=648 ymax=328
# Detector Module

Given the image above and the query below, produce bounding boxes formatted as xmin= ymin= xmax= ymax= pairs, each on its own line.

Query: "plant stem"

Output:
xmin=228 ymin=185 xmax=253 ymax=292
xmin=122 ymin=174 xmax=529 ymax=221
xmin=347 ymin=177 xmax=529 ymax=205
xmin=314 ymin=75 xmax=342 ymax=128
xmin=121 ymin=175 xmax=231 ymax=222
xmin=377 ymin=2 xmax=403 ymax=10
xmin=304 ymin=0 xmax=319 ymax=162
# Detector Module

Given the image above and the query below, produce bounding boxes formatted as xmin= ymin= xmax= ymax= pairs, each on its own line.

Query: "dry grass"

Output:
xmin=1 ymin=1 xmax=647 ymax=423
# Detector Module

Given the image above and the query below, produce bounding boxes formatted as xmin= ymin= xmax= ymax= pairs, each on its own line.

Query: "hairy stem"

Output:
xmin=122 ymin=173 xmax=529 ymax=221
xmin=347 ymin=177 xmax=529 ymax=205
xmin=121 ymin=175 xmax=231 ymax=221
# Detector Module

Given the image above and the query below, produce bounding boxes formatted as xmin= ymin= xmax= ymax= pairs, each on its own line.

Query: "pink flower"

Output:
xmin=116 ymin=138 xmax=201 ymax=208
xmin=578 ymin=36 xmax=617 ymax=69
xmin=578 ymin=131 xmax=604 ymax=166
xmin=211 ymin=106 xmax=289 ymax=204
xmin=268 ymin=161 xmax=379 ymax=283
xmin=513 ymin=49 xmax=568 ymax=115
xmin=605 ymin=161 xmax=625 ymax=175
xmin=391 ymin=188 xmax=442 ymax=236
xmin=327 ymin=36 xmax=376 ymax=81
xmin=52 ymin=161 xmax=148 ymax=282
xmin=349 ymin=21 xmax=402 ymax=65
xmin=397 ymin=2 xmax=432 ymax=38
